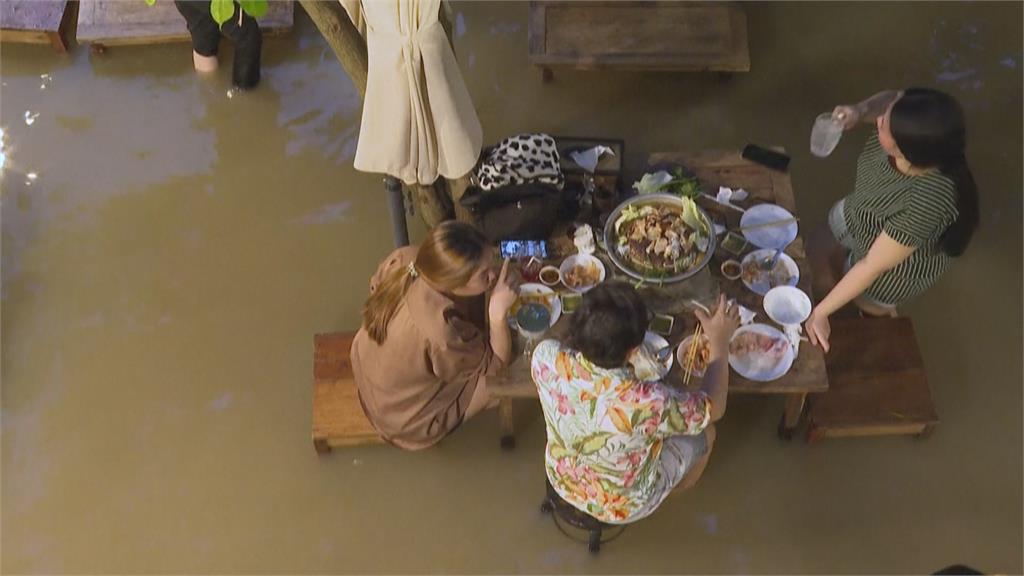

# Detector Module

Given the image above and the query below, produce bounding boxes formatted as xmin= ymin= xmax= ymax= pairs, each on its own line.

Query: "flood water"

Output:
xmin=2 ymin=2 xmax=1022 ymax=573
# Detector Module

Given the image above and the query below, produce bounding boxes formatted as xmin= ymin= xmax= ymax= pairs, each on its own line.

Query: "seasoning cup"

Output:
xmin=539 ymin=265 xmax=562 ymax=287
xmin=721 ymin=259 xmax=742 ymax=281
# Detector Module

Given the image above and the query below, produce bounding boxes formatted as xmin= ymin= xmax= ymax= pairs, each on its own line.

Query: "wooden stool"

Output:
xmin=540 ymin=479 xmax=626 ymax=553
xmin=807 ymin=317 xmax=938 ymax=441
xmin=312 ymin=333 xmax=384 ymax=454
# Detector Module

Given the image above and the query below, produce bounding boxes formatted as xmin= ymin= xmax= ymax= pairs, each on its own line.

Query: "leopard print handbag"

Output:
xmin=473 ymin=133 xmax=565 ymax=191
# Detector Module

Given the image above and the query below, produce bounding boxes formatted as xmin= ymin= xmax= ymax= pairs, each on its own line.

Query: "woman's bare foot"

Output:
xmin=193 ymin=50 xmax=218 ymax=73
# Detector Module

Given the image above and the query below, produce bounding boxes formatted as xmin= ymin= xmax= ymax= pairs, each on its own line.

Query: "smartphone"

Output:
xmin=651 ymin=314 xmax=675 ymax=336
xmin=742 ymin=144 xmax=790 ymax=172
xmin=499 ymin=239 xmax=548 ymax=260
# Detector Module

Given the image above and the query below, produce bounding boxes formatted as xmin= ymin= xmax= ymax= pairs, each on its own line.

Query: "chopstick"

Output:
xmin=736 ymin=217 xmax=800 ymax=232
xmin=683 ymin=323 xmax=703 ymax=387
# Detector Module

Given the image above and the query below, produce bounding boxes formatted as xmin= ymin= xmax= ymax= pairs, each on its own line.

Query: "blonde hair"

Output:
xmin=362 ymin=222 xmax=489 ymax=344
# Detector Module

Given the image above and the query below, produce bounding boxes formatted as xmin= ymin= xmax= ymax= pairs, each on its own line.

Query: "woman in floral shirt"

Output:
xmin=531 ymin=284 xmax=738 ymax=524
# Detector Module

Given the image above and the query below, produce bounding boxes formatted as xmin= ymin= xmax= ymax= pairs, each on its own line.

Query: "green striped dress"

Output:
xmin=834 ymin=133 xmax=959 ymax=306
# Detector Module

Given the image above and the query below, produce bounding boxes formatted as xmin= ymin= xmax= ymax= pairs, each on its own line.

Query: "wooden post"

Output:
xmin=446 ymin=173 xmax=476 ymax=224
xmin=298 ymin=0 xmax=367 ymax=96
xmin=410 ymin=182 xmax=453 ymax=227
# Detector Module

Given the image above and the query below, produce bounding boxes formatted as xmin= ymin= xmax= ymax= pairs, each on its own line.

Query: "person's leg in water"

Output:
xmin=807 ymin=222 xmax=848 ymax=303
xmin=174 ymin=1 xmax=220 ymax=73
xmin=218 ymin=2 xmax=262 ymax=89
xmin=465 ymin=379 xmax=499 ymax=418
xmin=673 ymin=424 xmax=716 ymax=493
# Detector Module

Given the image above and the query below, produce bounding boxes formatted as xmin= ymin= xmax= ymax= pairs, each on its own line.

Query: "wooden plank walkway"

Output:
xmin=0 ymin=0 xmax=77 ymax=52
xmin=77 ymin=0 xmax=293 ymax=47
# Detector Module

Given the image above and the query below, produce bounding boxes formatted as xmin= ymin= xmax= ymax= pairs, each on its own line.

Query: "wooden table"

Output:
xmin=528 ymin=1 xmax=750 ymax=82
xmin=490 ymin=149 xmax=828 ymax=447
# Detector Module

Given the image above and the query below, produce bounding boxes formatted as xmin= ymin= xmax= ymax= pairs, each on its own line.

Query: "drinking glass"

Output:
xmin=810 ymin=113 xmax=844 ymax=157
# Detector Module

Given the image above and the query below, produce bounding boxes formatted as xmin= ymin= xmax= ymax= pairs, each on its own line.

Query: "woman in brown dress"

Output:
xmin=351 ymin=222 xmax=517 ymax=450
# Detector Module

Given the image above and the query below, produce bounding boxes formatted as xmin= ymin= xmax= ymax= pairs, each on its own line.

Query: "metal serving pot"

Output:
xmin=602 ymin=193 xmax=717 ymax=284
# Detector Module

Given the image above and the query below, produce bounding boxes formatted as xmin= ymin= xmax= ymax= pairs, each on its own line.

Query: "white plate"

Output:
xmin=763 ymin=286 xmax=812 ymax=325
xmin=740 ymin=249 xmax=800 ymax=296
xmin=513 ymin=284 xmax=562 ymax=332
xmin=559 ymin=254 xmax=606 ymax=293
xmin=676 ymin=333 xmax=710 ymax=378
xmin=630 ymin=331 xmax=674 ymax=381
xmin=728 ymin=324 xmax=794 ymax=382
xmin=645 ymin=331 xmax=673 ymax=374
xmin=740 ymin=204 xmax=798 ymax=249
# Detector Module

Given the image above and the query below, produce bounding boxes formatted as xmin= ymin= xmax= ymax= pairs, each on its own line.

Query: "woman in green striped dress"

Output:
xmin=806 ymin=88 xmax=979 ymax=352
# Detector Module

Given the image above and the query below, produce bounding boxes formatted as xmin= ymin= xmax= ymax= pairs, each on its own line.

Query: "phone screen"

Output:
xmin=499 ymin=240 xmax=548 ymax=260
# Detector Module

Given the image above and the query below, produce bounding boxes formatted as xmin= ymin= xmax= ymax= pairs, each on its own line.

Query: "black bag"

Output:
xmin=460 ymin=182 xmax=578 ymax=241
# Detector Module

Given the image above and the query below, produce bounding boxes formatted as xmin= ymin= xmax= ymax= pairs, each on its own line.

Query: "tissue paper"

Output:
xmin=570 ymin=146 xmax=615 ymax=173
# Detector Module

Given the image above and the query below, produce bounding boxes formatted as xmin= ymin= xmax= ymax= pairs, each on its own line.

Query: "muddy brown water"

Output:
xmin=2 ymin=2 xmax=1021 ymax=573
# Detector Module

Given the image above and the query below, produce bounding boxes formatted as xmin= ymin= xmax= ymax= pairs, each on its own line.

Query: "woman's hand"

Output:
xmin=488 ymin=259 xmax=517 ymax=321
xmin=695 ymin=294 xmax=741 ymax=356
xmin=805 ymin=307 xmax=832 ymax=353
xmin=832 ymin=105 xmax=860 ymax=130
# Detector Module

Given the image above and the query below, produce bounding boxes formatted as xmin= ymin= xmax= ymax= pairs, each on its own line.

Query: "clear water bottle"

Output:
xmin=810 ymin=112 xmax=844 ymax=157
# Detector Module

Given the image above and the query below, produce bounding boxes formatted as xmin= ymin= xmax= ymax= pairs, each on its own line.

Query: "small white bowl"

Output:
xmin=763 ymin=286 xmax=812 ymax=325
xmin=676 ymin=333 xmax=710 ymax=378
xmin=559 ymin=254 xmax=606 ymax=293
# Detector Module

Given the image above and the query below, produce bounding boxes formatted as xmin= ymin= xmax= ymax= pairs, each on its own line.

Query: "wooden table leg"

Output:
xmin=778 ymin=392 xmax=807 ymax=440
xmin=498 ymin=398 xmax=516 ymax=450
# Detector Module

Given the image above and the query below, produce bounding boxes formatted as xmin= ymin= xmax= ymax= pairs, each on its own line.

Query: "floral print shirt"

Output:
xmin=531 ymin=339 xmax=712 ymax=523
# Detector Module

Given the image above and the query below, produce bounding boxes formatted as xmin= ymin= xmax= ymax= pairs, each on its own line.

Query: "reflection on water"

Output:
xmin=2 ymin=3 xmax=1022 ymax=574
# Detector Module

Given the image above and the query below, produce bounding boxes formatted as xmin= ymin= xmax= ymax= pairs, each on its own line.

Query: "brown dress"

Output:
xmin=351 ymin=247 xmax=506 ymax=450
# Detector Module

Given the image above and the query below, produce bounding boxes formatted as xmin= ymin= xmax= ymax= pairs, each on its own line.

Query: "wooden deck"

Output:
xmin=0 ymin=0 xmax=77 ymax=52
xmin=77 ymin=0 xmax=293 ymax=47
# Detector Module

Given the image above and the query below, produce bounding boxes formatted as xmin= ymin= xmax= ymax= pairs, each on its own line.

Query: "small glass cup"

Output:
xmin=520 ymin=257 xmax=543 ymax=283
xmin=516 ymin=303 xmax=551 ymax=356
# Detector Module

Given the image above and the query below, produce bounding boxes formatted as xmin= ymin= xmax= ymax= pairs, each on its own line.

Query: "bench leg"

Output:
xmin=916 ymin=423 xmax=937 ymax=439
xmin=499 ymin=398 xmax=516 ymax=450
xmin=588 ymin=529 xmax=602 ymax=554
xmin=46 ymin=31 xmax=68 ymax=53
xmin=314 ymin=438 xmax=331 ymax=455
xmin=778 ymin=393 xmax=807 ymax=440
xmin=805 ymin=422 xmax=824 ymax=444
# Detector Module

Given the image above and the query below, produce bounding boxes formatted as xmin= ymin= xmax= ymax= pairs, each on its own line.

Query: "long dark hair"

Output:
xmin=568 ymin=282 xmax=650 ymax=369
xmin=890 ymin=87 xmax=979 ymax=256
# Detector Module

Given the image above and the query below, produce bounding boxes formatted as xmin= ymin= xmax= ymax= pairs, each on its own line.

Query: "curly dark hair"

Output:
xmin=568 ymin=282 xmax=650 ymax=369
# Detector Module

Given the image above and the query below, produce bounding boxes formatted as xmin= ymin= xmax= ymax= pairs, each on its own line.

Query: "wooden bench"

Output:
xmin=806 ymin=316 xmax=939 ymax=441
xmin=76 ymin=0 xmax=293 ymax=48
xmin=529 ymin=1 xmax=750 ymax=82
xmin=312 ymin=333 xmax=383 ymax=454
xmin=0 ymin=0 xmax=77 ymax=52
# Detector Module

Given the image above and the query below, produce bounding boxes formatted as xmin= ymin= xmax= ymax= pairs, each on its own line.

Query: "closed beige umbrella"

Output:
xmin=341 ymin=0 xmax=482 ymax=186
